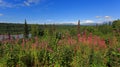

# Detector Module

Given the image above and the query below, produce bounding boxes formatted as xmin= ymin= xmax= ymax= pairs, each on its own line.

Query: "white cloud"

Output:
xmin=28 ymin=0 xmax=40 ymax=4
xmin=96 ymin=16 xmax=101 ymax=18
xmin=60 ymin=21 xmax=77 ymax=24
xmin=105 ymin=16 xmax=111 ymax=19
xmin=96 ymin=16 xmax=112 ymax=19
xmin=0 ymin=13 xmax=3 ymax=16
xmin=0 ymin=0 xmax=41 ymax=8
xmin=24 ymin=0 xmax=40 ymax=6
xmin=0 ymin=0 xmax=13 ymax=8
xmin=95 ymin=15 xmax=112 ymax=23
xmin=96 ymin=21 xmax=103 ymax=24
xmin=58 ymin=20 xmax=95 ymax=25
xmin=81 ymin=20 xmax=94 ymax=24
xmin=24 ymin=1 xmax=30 ymax=6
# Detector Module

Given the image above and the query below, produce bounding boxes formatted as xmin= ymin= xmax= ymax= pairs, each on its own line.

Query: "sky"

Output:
xmin=0 ymin=0 xmax=120 ymax=24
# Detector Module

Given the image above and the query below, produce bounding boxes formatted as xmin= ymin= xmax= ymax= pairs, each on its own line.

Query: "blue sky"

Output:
xmin=0 ymin=0 xmax=120 ymax=24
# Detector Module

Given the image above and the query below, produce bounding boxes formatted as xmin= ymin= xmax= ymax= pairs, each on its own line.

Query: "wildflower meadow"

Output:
xmin=0 ymin=20 xmax=120 ymax=67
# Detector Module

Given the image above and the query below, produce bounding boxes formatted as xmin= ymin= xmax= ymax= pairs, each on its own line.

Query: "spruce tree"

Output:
xmin=24 ymin=19 xmax=29 ymax=38
xmin=77 ymin=20 xmax=80 ymax=34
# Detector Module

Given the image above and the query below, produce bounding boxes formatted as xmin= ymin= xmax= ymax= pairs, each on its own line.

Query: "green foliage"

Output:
xmin=112 ymin=20 xmax=120 ymax=41
xmin=69 ymin=28 xmax=77 ymax=36
xmin=112 ymin=20 xmax=120 ymax=31
xmin=58 ymin=46 xmax=74 ymax=67
xmin=31 ymin=24 xmax=39 ymax=37
xmin=56 ymin=32 xmax=62 ymax=39
xmin=31 ymin=24 xmax=44 ymax=37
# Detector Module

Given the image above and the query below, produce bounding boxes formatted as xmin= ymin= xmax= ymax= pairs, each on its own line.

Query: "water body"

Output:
xmin=0 ymin=34 xmax=31 ymax=41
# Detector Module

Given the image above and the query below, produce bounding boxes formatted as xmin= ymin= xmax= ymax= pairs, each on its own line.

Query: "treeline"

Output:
xmin=0 ymin=23 xmax=27 ymax=34
xmin=0 ymin=19 xmax=120 ymax=39
xmin=0 ymin=22 xmax=76 ymax=35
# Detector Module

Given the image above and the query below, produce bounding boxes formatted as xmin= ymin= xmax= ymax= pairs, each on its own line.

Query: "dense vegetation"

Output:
xmin=0 ymin=19 xmax=120 ymax=67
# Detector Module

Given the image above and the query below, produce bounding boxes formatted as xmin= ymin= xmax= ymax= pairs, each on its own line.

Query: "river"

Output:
xmin=0 ymin=34 xmax=31 ymax=41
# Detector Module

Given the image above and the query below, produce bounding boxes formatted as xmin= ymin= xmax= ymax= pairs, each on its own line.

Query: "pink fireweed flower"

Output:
xmin=97 ymin=38 xmax=106 ymax=48
xmin=77 ymin=34 xmax=82 ymax=42
xmin=87 ymin=37 xmax=92 ymax=44
xmin=32 ymin=37 xmax=39 ymax=49
xmin=93 ymin=37 xmax=97 ymax=46
xmin=32 ymin=43 xmax=37 ymax=49
xmin=32 ymin=37 xmax=38 ymax=49
xmin=87 ymin=33 xmax=93 ymax=44
xmin=46 ymin=46 xmax=53 ymax=53
xmin=68 ymin=37 xmax=72 ymax=45
xmin=82 ymin=31 xmax=87 ymax=44
xmin=40 ymin=41 xmax=48 ymax=49
xmin=16 ymin=35 xmax=19 ymax=43
xmin=117 ymin=48 xmax=120 ymax=52
xmin=62 ymin=35 xmax=65 ymax=39
xmin=22 ymin=39 xmax=25 ymax=48
xmin=69 ymin=38 xmax=76 ymax=45
xmin=78 ymin=37 xmax=82 ymax=42
xmin=82 ymin=37 xmax=87 ymax=44
xmin=89 ymin=33 xmax=92 ymax=38
xmin=77 ymin=34 xmax=81 ymax=38
xmin=83 ymin=30 xmax=87 ymax=36
xmin=35 ymin=36 xmax=39 ymax=46
xmin=100 ymin=39 xmax=106 ymax=48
